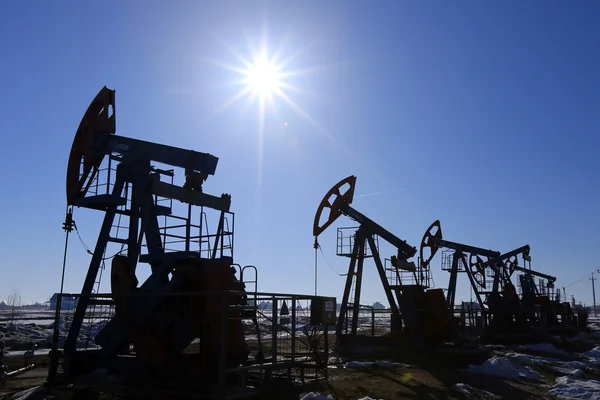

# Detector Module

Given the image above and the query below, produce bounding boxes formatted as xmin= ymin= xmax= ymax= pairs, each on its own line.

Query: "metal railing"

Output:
xmin=48 ymin=291 xmax=332 ymax=399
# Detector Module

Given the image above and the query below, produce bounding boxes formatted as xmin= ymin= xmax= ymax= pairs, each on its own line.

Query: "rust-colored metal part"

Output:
xmin=110 ymin=255 xmax=138 ymax=299
xmin=111 ymin=258 xmax=247 ymax=369
xmin=66 ymin=86 xmax=116 ymax=205
xmin=421 ymin=288 xmax=455 ymax=343
xmin=419 ymin=220 xmax=442 ymax=271
xmin=312 ymin=175 xmax=356 ymax=237
xmin=469 ymin=254 xmax=486 ymax=287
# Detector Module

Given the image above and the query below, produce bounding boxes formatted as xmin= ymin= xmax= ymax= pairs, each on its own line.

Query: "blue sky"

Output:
xmin=1 ymin=1 xmax=599 ymax=307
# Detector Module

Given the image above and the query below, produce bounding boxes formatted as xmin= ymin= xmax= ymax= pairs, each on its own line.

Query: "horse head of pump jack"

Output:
xmin=312 ymin=175 xmax=356 ymax=237
xmin=420 ymin=219 xmax=443 ymax=271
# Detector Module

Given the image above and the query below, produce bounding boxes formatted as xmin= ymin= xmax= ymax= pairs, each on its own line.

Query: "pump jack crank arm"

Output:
xmin=506 ymin=255 xmax=519 ymax=277
xmin=469 ymin=254 xmax=486 ymax=288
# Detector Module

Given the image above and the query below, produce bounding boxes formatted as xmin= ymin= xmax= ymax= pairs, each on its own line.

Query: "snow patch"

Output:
xmin=328 ymin=356 xmax=342 ymax=365
xmin=467 ymin=356 xmax=542 ymax=381
xmin=10 ymin=386 xmax=46 ymax=400
xmin=551 ymin=367 xmax=586 ymax=377
xmin=519 ymin=343 xmax=570 ymax=356
xmin=505 ymin=351 xmax=557 ymax=366
xmin=300 ymin=393 xmax=333 ymax=400
xmin=451 ymin=383 xmax=500 ymax=399
xmin=585 ymin=347 xmax=600 ymax=360
xmin=547 ymin=376 xmax=600 ymax=399
xmin=562 ymin=360 xmax=596 ymax=370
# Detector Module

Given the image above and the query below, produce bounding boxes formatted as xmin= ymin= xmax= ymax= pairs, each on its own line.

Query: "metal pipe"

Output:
xmin=6 ymin=363 xmax=36 ymax=378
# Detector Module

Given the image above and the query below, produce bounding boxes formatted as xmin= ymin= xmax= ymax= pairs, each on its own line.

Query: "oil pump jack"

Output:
xmin=313 ymin=177 xmax=454 ymax=346
xmin=53 ymin=86 xmax=256 ymax=388
xmin=313 ymin=176 xmax=416 ymax=336
xmin=473 ymin=246 xmax=580 ymax=332
xmin=420 ymin=220 xmax=500 ymax=332
xmin=468 ymin=245 xmax=532 ymax=332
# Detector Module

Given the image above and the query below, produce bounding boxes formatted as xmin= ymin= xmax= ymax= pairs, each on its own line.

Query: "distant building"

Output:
xmin=47 ymin=294 xmax=78 ymax=311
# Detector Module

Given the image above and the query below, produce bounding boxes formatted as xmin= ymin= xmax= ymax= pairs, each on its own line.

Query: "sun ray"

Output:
xmin=278 ymin=59 xmax=360 ymax=79
xmin=207 ymin=30 xmax=372 ymax=182
xmin=273 ymin=87 xmax=368 ymax=169
xmin=210 ymin=61 xmax=251 ymax=76
xmin=207 ymin=86 xmax=253 ymax=118
xmin=202 ymin=25 xmax=396 ymax=215
xmin=207 ymin=30 xmax=256 ymax=71
xmin=272 ymin=44 xmax=312 ymax=71
xmin=272 ymin=87 xmax=336 ymax=142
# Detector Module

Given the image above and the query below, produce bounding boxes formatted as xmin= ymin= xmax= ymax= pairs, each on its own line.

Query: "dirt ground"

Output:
xmin=0 ymin=353 xmax=550 ymax=400
xmin=0 ymin=341 xmax=596 ymax=400
xmin=1 ymin=365 xmax=537 ymax=400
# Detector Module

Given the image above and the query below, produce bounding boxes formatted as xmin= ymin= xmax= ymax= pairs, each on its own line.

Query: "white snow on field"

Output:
xmin=518 ymin=343 xmax=570 ymax=357
xmin=547 ymin=376 xmax=600 ymax=399
xmin=0 ymin=317 xmax=106 ymax=354
xmin=505 ymin=351 xmax=558 ymax=367
xmin=451 ymin=383 xmax=500 ymax=399
xmin=552 ymin=367 xmax=586 ymax=377
xmin=10 ymin=386 xmax=46 ymax=400
xmin=299 ymin=395 xmax=387 ymax=400
xmin=588 ymin=319 xmax=600 ymax=332
xmin=561 ymin=360 xmax=596 ymax=370
xmin=300 ymin=393 xmax=333 ymax=400
xmin=584 ymin=346 xmax=600 ymax=360
xmin=467 ymin=356 xmax=542 ymax=381
xmin=474 ymin=345 xmax=600 ymax=384
xmin=503 ymin=351 xmax=595 ymax=376
xmin=328 ymin=356 xmax=343 ymax=365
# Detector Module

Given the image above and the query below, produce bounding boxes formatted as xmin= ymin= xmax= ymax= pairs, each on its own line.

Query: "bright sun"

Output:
xmin=211 ymin=36 xmax=343 ymax=202
xmin=243 ymin=55 xmax=282 ymax=99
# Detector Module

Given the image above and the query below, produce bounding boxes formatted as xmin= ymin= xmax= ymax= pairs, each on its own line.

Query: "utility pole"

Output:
xmin=593 ymin=271 xmax=600 ymax=317
xmin=592 ymin=273 xmax=597 ymax=317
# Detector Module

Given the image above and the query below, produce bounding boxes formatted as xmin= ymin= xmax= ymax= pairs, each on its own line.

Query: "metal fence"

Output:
xmin=338 ymin=304 xmax=392 ymax=337
xmin=337 ymin=302 xmax=487 ymax=341
xmin=48 ymin=291 xmax=332 ymax=399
